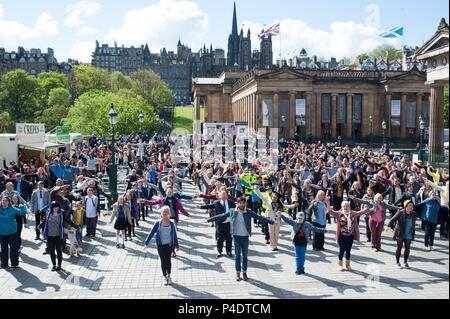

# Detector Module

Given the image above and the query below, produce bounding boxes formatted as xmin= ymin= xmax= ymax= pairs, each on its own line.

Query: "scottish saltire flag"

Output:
xmin=258 ymin=22 xmax=280 ymax=39
xmin=380 ymin=26 xmax=404 ymax=38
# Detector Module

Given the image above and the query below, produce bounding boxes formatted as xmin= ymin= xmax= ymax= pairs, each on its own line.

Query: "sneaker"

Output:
xmin=216 ymin=253 xmax=222 ymax=258
xmin=404 ymin=263 xmax=410 ymax=269
xmin=265 ymin=240 xmax=270 ymax=245
xmin=167 ymin=276 xmax=173 ymax=285
xmin=51 ymin=266 xmax=57 ymax=272
xmin=34 ymin=236 xmax=40 ymax=241
xmin=300 ymin=269 xmax=305 ymax=274
xmin=235 ymin=274 xmax=242 ymax=281
xmin=164 ymin=276 xmax=169 ymax=286
xmin=242 ymin=273 xmax=249 ymax=281
xmin=116 ymin=244 xmax=120 ymax=248
xmin=121 ymin=244 xmax=125 ymax=249
xmin=372 ymin=248 xmax=377 ymax=252
xmin=56 ymin=266 xmax=62 ymax=271
xmin=295 ymin=271 xmax=301 ymax=275
xmin=430 ymin=246 xmax=433 ymax=251
xmin=397 ymin=263 xmax=403 ymax=269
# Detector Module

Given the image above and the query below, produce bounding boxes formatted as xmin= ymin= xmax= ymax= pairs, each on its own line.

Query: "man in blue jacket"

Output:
xmin=208 ymin=197 xmax=274 ymax=282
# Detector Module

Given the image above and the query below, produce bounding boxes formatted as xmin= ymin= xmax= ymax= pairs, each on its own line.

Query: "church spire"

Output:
xmin=232 ymin=2 xmax=238 ymax=36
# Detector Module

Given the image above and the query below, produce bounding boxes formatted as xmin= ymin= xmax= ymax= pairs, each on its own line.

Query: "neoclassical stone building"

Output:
xmin=416 ymin=18 xmax=449 ymax=162
xmin=193 ymin=65 xmax=431 ymax=144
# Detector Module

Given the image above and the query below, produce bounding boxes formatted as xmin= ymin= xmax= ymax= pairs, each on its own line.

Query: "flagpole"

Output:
xmin=279 ymin=21 xmax=282 ymax=66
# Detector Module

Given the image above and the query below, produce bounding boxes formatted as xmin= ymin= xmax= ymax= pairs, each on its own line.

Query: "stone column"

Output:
xmin=316 ymin=93 xmax=322 ymax=138
xmin=346 ymin=94 xmax=353 ymax=139
xmin=401 ymin=93 xmax=408 ymax=138
xmin=306 ymin=93 xmax=313 ymax=138
xmin=193 ymin=94 xmax=201 ymax=134
xmin=255 ymin=94 xmax=261 ymax=131
xmin=289 ymin=92 xmax=296 ymax=139
xmin=331 ymin=94 xmax=338 ymax=139
xmin=429 ymin=85 xmax=445 ymax=163
xmin=385 ymin=93 xmax=392 ymax=138
xmin=416 ymin=93 xmax=423 ymax=133
xmin=273 ymin=92 xmax=279 ymax=129
xmin=362 ymin=94 xmax=370 ymax=138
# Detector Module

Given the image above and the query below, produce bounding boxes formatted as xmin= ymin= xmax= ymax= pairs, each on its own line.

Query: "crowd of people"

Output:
xmin=0 ymin=132 xmax=448 ymax=287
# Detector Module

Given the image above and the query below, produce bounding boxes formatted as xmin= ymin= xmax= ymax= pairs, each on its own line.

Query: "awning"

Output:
xmin=19 ymin=142 xmax=65 ymax=151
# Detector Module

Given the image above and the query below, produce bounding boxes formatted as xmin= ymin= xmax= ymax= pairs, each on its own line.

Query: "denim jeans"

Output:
xmin=295 ymin=245 xmax=307 ymax=271
xmin=233 ymin=236 xmax=249 ymax=274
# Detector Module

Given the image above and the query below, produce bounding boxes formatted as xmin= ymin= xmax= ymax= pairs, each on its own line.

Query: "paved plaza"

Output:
xmin=0 ymin=183 xmax=448 ymax=299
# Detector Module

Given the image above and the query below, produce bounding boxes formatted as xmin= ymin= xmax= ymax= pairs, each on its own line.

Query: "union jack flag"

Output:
xmin=258 ymin=22 xmax=280 ymax=39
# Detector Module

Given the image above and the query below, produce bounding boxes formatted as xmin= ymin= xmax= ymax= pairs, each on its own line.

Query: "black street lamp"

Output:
xmin=382 ymin=120 xmax=387 ymax=152
xmin=419 ymin=116 xmax=425 ymax=162
xmin=369 ymin=115 xmax=373 ymax=148
xmin=108 ymin=104 xmax=118 ymax=204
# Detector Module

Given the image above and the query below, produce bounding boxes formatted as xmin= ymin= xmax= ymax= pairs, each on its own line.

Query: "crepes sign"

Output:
xmin=16 ymin=123 xmax=46 ymax=144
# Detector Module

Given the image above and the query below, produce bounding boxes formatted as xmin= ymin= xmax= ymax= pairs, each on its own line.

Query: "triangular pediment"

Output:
xmin=257 ymin=66 xmax=313 ymax=80
xmin=417 ymin=32 xmax=449 ymax=57
xmin=382 ymin=66 xmax=426 ymax=82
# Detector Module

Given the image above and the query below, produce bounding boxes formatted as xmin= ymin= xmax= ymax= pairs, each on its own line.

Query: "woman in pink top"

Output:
xmin=350 ymin=193 xmax=400 ymax=252
xmin=326 ymin=200 xmax=374 ymax=271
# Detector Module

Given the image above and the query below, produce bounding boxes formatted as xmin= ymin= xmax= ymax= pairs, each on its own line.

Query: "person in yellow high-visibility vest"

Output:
xmin=259 ymin=188 xmax=273 ymax=244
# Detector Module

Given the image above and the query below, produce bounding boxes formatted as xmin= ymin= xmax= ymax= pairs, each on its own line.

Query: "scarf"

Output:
xmin=342 ymin=211 xmax=352 ymax=231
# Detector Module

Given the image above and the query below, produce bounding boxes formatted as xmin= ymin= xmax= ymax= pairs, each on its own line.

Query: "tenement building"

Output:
xmin=0 ymin=47 xmax=74 ymax=76
xmin=192 ymin=65 xmax=431 ymax=144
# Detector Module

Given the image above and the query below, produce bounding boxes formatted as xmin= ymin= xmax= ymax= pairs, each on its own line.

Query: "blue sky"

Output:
xmin=0 ymin=0 xmax=448 ymax=63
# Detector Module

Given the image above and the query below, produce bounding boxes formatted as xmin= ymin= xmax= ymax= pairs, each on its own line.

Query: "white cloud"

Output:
xmin=65 ymin=1 xmax=101 ymax=28
xmin=79 ymin=26 xmax=98 ymax=35
xmin=36 ymin=12 xmax=58 ymax=36
xmin=105 ymin=0 xmax=208 ymax=50
xmin=68 ymin=41 xmax=95 ymax=63
xmin=0 ymin=7 xmax=58 ymax=49
xmin=242 ymin=19 xmax=400 ymax=62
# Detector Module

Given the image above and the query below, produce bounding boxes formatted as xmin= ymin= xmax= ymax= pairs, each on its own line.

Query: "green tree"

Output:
xmin=34 ymin=87 xmax=71 ymax=131
xmin=356 ymin=53 xmax=370 ymax=63
xmin=130 ymin=70 xmax=174 ymax=113
xmin=369 ymin=44 xmax=402 ymax=61
xmin=69 ymin=65 xmax=111 ymax=101
xmin=0 ymin=69 xmax=39 ymax=122
xmin=64 ymin=89 xmax=155 ymax=136
xmin=36 ymin=71 xmax=68 ymax=109
xmin=0 ymin=111 xmax=15 ymax=133
xmin=110 ymin=71 xmax=136 ymax=92
xmin=445 ymin=85 xmax=449 ymax=129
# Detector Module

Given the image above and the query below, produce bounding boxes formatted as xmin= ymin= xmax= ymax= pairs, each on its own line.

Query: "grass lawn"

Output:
xmin=173 ymin=106 xmax=204 ymax=134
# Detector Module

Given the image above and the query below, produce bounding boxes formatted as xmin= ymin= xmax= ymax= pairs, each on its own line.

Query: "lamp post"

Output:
xmin=369 ymin=115 xmax=373 ymax=148
xmin=382 ymin=120 xmax=387 ymax=153
xmin=419 ymin=116 xmax=425 ymax=162
xmin=108 ymin=104 xmax=118 ymax=204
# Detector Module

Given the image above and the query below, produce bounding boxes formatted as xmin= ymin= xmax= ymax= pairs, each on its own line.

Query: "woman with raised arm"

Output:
xmin=386 ymin=200 xmax=417 ymax=269
xmin=326 ymin=200 xmax=374 ymax=271
xmin=281 ymin=211 xmax=326 ymax=275
xmin=141 ymin=187 xmax=190 ymax=257
xmin=0 ymin=196 xmax=27 ymax=269
xmin=144 ymin=206 xmax=179 ymax=286
xmin=350 ymin=193 xmax=400 ymax=252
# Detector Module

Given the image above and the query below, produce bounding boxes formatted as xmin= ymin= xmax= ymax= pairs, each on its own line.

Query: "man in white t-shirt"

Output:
xmin=84 ymin=188 xmax=99 ymax=238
